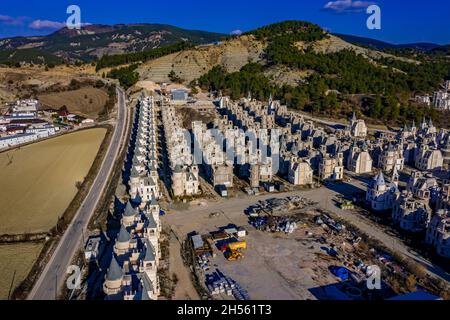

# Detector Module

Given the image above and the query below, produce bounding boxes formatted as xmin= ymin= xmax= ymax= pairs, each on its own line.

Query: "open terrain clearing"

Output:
xmin=0 ymin=128 xmax=106 ymax=235
xmin=0 ymin=242 xmax=44 ymax=299
xmin=38 ymin=87 xmax=109 ymax=119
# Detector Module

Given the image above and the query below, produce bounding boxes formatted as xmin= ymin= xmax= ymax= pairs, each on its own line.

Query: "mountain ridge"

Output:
xmin=0 ymin=23 xmax=226 ymax=65
xmin=1 ymin=22 xmax=448 ymax=66
xmin=333 ymin=33 xmax=445 ymax=52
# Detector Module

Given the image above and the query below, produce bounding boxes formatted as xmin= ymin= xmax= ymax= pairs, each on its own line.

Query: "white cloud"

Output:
xmin=28 ymin=19 xmax=66 ymax=30
xmin=323 ymin=0 xmax=375 ymax=13
xmin=0 ymin=14 xmax=28 ymax=26
xmin=230 ymin=29 xmax=243 ymax=36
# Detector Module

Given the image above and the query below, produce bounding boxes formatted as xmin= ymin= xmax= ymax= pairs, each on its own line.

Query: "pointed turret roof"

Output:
xmin=143 ymin=239 xmax=156 ymax=262
xmin=132 ymin=156 xmax=140 ymax=167
xmin=139 ymin=272 xmax=154 ymax=299
xmin=150 ymin=193 xmax=158 ymax=206
xmin=106 ymin=256 xmax=123 ymax=281
xmin=146 ymin=213 xmax=157 ymax=229
xmin=117 ymin=224 xmax=131 ymax=243
xmin=130 ymin=166 xmax=140 ymax=178
xmin=123 ymin=201 xmax=137 ymax=217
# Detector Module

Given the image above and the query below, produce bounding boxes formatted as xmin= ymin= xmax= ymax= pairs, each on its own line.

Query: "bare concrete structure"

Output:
xmin=426 ymin=210 xmax=450 ymax=258
xmin=392 ymin=191 xmax=430 ymax=233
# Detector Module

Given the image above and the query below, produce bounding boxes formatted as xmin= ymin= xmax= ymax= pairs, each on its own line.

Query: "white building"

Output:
xmin=13 ymin=99 xmax=39 ymax=113
xmin=406 ymin=171 xmax=438 ymax=201
xmin=319 ymin=152 xmax=344 ymax=181
xmin=347 ymin=143 xmax=373 ymax=174
xmin=415 ymin=145 xmax=443 ymax=171
xmin=425 ymin=210 xmax=450 ymax=258
xmin=392 ymin=191 xmax=430 ymax=233
xmin=366 ymin=171 xmax=399 ymax=211
xmin=378 ymin=143 xmax=404 ymax=172
xmin=288 ymin=158 xmax=313 ymax=186
xmin=0 ymin=133 xmax=38 ymax=150
xmin=103 ymin=95 xmax=162 ymax=300
xmin=433 ymin=91 xmax=450 ymax=110
xmin=349 ymin=113 xmax=367 ymax=138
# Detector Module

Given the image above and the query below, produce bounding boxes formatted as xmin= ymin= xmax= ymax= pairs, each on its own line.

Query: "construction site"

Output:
xmin=162 ymin=191 xmax=438 ymax=301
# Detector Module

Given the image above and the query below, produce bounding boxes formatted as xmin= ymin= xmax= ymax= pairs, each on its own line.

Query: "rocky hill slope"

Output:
xmin=0 ymin=24 xmax=224 ymax=64
xmin=138 ymin=35 xmax=265 ymax=83
xmin=137 ymin=32 xmax=416 ymax=85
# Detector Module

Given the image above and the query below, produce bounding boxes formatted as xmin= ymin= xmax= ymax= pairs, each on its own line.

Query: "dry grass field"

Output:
xmin=38 ymin=87 xmax=108 ymax=119
xmin=0 ymin=128 xmax=107 ymax=235
xmin=0 ymin=65 xmax=97 ymax=105
xmin=0 ymin=242 xmax=44 ymax=299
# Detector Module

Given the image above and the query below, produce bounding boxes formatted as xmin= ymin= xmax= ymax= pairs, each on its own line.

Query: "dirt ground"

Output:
xmin=0 ymin=242 xmax=44 ymax=299
xmin=167 ymin=231 xmax=200 ymax=300
xmin=209 ymin=227 xmax=339 ymax=300
xmin=0 ymin=128 xmax=106 ymax=234
xmin=163 ymin=194 xmax=343 ymax=300
xmin=38 ymin=87 xmax=108 ymax=119
xmin=135 ymin=80 xmax=189 ymax=92
xmin=0 ymin=65 xmax=97 ymax=105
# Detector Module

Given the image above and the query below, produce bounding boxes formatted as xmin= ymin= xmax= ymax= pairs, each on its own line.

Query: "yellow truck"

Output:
xmin=225 ymin=250 xmax=244 ymax=261
xmin=222 ymin=240 xmax=247 ymax=261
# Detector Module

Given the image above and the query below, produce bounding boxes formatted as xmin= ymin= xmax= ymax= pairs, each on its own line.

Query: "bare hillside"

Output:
xmin=138 ymin=35 xmax=265 ymax=83
xmin=137 ymin=33 xmax=418 ymax=86
xmin=310 ymin=35 xmax=418 ymax=64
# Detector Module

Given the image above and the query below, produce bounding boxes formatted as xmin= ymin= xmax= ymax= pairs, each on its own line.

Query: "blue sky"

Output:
xmin=0 ymin=0 xmax=449 ymax=44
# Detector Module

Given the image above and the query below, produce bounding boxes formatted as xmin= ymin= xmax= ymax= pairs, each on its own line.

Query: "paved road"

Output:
xmin=28 ymin=87 xmax=128 ymax=300
xmin=167 ymin=184 xmax=450 ymax=286
xmin=294 ymin=111 xmax=395 ymax=134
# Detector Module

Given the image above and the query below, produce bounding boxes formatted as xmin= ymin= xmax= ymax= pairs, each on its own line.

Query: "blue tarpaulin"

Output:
xmin=330 ymin=266 xmax=350 ymax=281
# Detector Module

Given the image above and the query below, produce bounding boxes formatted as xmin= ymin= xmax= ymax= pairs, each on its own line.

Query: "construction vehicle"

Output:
xmin=225 ymin=249 xmax=244 ymax=261
xmin=219 ymin=240 xmax=247 ymax=252
xmin=220 ymin=240 xmax=247 ymax=261
xmin=339 ymin=200 xmax=355 ymax=210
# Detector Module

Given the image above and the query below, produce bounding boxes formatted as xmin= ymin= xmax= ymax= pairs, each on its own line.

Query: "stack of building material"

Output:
xmin=205 ymin=269 xmax=250 ymax=299
xmin=197 ymin=253 xmax=211 ymax=271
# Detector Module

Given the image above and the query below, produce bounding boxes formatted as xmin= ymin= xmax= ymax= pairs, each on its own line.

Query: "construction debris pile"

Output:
xmin=205 ymin=269 xmax=250 ymax=300
xmin=246 ymin=196 xmax=317 ymax=233
xmin=257 ymin=196 xmax=317 ymax=214
xmin=314 ymin=213 xmax=345 ymax=233
xmin=250 ymin=216 xmax=298 ymax=234
xmin=197 ymin=253 xmax=212 ymax=271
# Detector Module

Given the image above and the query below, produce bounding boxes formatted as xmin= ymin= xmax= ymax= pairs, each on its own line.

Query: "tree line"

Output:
xmin=96 ymin=41 xmax=194 ymax=71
